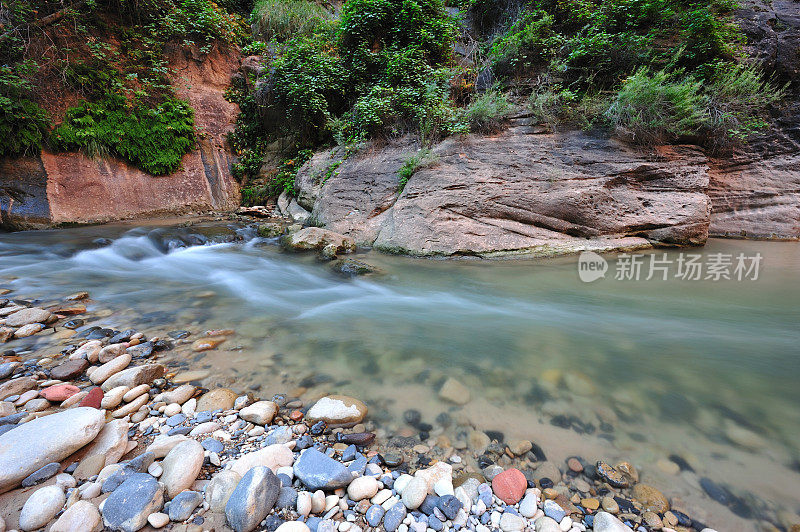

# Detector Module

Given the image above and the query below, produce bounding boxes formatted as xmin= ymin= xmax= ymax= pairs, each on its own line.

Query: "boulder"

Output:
xmin=0 ymin=407 xmax=105 ymax=493
xmin=293 ymin=448 xmax=354 ymax=490
xmin=282 ymin=227 xmax=356 ymax=254
xmin=305 ymin=395 xmax=367 ymax=428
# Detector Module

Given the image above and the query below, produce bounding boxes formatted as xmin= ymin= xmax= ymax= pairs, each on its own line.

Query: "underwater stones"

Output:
xmin=306 ymin=396 xmax=367 ymax=428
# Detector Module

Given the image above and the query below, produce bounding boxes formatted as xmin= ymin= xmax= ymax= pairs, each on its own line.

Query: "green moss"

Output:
xmin=51 ymin=94 xmax=195 ymax=175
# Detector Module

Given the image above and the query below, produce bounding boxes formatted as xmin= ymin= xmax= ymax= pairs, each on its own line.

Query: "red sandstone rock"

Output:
xmin=79 ymin=387 xmax=104 ymax=409
xmin=40 ymin=384 xmax=80 ymax=402
xmin=492 ymin=468 xmax=528 ymax=505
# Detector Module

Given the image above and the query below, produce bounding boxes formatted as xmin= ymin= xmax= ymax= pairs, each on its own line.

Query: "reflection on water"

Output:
xmin=1 ymin=223 xmax=799 ymax=530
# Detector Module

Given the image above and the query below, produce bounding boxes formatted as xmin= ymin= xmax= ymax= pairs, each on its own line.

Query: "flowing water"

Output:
xmin=1 ymin=222 xmax=799 ymax=530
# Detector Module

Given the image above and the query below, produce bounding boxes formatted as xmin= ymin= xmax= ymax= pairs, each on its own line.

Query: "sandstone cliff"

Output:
xmin=0 ymin=45 xmax=241 ymax=229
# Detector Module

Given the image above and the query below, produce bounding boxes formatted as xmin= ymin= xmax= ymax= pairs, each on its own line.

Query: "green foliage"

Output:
xmin=604 ymin=68 xmax=706 ymax=144
xmin=488 ymin=10 xmax=558 ymax=76
xmin=704 ymin=62 xmax=785 ymax=143
xmin=252 ymin=0 xmax=329 ymax=42
xmin=528 ymin=85 xmax=577 ymax=127
xmin=462 ymin=88 xmax=512 ymax=132
xmin=51 ymin=94 xmax=195 ymax=175
xmin=0 ymin=65 xmax=50 ymax=157
xmin=398 ymin=148 xmax=438 ymax=191
xmin=239 ymin=149 xmax=313 ymax=205
xmin=605 ymin=62 xmax=782 ymax=146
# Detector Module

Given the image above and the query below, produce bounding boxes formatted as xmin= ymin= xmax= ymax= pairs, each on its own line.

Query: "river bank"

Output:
xmin=0 ymin=222 xmax=798 ymax=531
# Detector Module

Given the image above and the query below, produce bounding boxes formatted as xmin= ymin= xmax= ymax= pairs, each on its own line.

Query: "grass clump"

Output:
xmin=252 ymin=0 xmax=329 ymax=42
xmin=462 ymin=88 xmax=512 ymax=132
xmin=398 ymin=148 xmax=438 ymax=191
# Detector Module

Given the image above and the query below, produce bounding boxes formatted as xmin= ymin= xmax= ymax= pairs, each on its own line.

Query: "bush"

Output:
xmin=252 ymin=0 xmax=329 ymax=42
xmin=51 ymin=93 xmax=195 ymax=175
xmin=488 ymin=10 xmax=558 ymax=76
xmin=0 ymin=65 xmax=50 ymax=157
xmin=604 ymin=67 xmax=706 ymax=144
xmin=705 ymin=62 xmax=785 ymax=143
xmin=528 ymin=85 xmax=576 ymax=127
xmin=463 ymin=88 xmax=512 ymax=132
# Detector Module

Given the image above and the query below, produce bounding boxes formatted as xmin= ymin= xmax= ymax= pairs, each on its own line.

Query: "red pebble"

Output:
xmin=40 ymin=384 xmax=80 ymax=402
xmin=290 ymin=410 xmax=304 ymax=421
xmin=79 ymin=387 xmax=104 ymax=409
xmin=492 ymin=468 xmax=528 ymax=504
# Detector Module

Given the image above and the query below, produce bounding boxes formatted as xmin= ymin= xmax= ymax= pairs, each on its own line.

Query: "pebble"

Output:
xmin=401 ymin=476 xmax=428 ymax=510
xmin=294 ymin=448 xmax=354 ymax=490
xmin=543 ymin=499 xmax=566 ymax=522
xmin=601 ymin=496 xmax=619 ymax=514
xmin=196 ymin=388 xmax=237 ymax=411
xmin=492 ymin=468 xmax=527 ymax=504
xmin=631 ymin=483 xmax=670 ymax=513
xmin=169 ymin=490 xmax=203 ymax=521
xmin=499 ymin=512 xmax=526 ymax=531
xmin=297 ymin=491 xmax=313 ymax=517
xmin=366 ymin=505 xmax=385 ymax=527
xmin=347 ymin=475 xmax=379 ymax=501
xmin=160 ymin=439 xmax=204 ymax=498
xmin=306 ymin=395 xmax=368 ymax=428
xmin=102 ymin=473 xmax=164 ymax=532
xmin=50 ymin=500 xmax=101 ymax=532
xmin=90 ymin=354 xmax=132 ymax=385
xmin=438 ymin=378 xmax=470 ymax=405
xmin=383 ymin=502 xmax=407 ymax=532
xmin=591 ymin=512 xmax=634 ymax=531
xmin=519 ymin=491 xmax=540 ymax=518
xmin=239 ymin=400 xmax=278 ymax=425
xmin=148 ymin=512 xmax=170 ymax=529
xmin=19 ymin=484 xmax=65 ymax=531
xmin=225 ymin=466 xmax=281 ymax=532
xmin=21 ymin=461 xmax=60 ymax=487
xmin=206 ymin=470 xmax=242 ymax=512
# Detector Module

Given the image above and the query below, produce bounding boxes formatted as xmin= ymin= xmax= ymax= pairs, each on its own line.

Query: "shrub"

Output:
xmin=604 ymin=67 xmax=706 ymax=144
xmin=463 ymin=88 xmax=512 ymax=132
xmin=529 ymin=85 xmax=576 ymax=127
xmin=252 ymin=0 xmax=329 ymax=42
xmin=705 ymin=62 xmax=785 ymax=143
xmin=398 ymin=148 xmax=438 ymax=191
xmin=0 ymin=65 xmax=50 ymax=157
xmin=51 ymin=93 xmax=195 ymax=175
xmin=488 ymin=10 xmax=558 ymax=76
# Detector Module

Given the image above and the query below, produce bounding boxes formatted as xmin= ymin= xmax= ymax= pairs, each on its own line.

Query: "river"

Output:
xmin=1 ymin=221 xmax=798 ymax=530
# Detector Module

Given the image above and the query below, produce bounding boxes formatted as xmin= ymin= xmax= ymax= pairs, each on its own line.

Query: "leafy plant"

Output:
xmin=0 ymin=65 xmax=50 ymax=157
xmin=398 ymin=148 xmax=438 ymax=191
xmin=51 ymin=93 xmax=195 ymax=175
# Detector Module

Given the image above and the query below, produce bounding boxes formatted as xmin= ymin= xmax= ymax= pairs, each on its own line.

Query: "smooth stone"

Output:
xmin=196 ymin=388 xmax=237 ymax=412
xmin=40 ymin=384 xmax=80 ymax=402
xmin=0 ymin=376 xmax=37 ymax=401
xmin=225 ymin=466 xmax=281 ymax=532
xmin=438 ymin=378 xmax=470 ymax=405
xmin=347 ymin=475 xmax=379 ymax=501
xmin=81 ymin=419 xmax=129 ymax=467
xmin=101 ymin=364 xmax=165 ymax=391
xmin=123 ymin=384 xmax=150 ymax=403
xmin=5 ymin=307 xmax=51 ymax=327
xmin=160 ymin=439 xmax=204 ymax=498
xmin=50 ymin=500 xmax=102 ymax=532
xmin=206 ymin=470 xmax=242 ymax=512
xmin=14 ymin=323 xmax=43 ymax=338
xmin=306 ymin=396 xmax=367 ymax=428
xmin=201 ymin=438 xmax=224 ymax=453
xmin=79 ymin=387 xmax=104 ymax=409
xmin=366 ymin=505 xmax=385 ymax=527
xmin=275 ymin=523 xmax=310 ymax=532
xmin=50 ymin=359 xmax=89 ymax=380
xmin=90 ymin=354 xmax=132 ymax=385
xmin=146 ymin=435 xmax=189 ymax=459
xmin=383 ymin=502 xmax=406 ymax=532
xmin=239 ymin=401 xmax=278 ymax=425
xmin=277 ymin=486 xmax=299 ymax=509
xmin=533 ymin=516 xmax=561 ymax=532
xmin=98 ymin=344 xmax=127 ymax=364
xmin=631 ymin=483 xmax=670 ymax=513
xmin=0 ymin=407 xmax=104 ymax=493
xmin=294 ymin=448 xmax=353 ymax=491
xmin=297 ymin=491 xmax=312 ymax=517
xmin=401 ymin=477 xmax=427 ymax=510
xmin=492 ymin=468 xmax=527 ymax=505
xmin=148 ymin=512 xmax=169 ymax=529
xmin=543 ymin=499 xmax=566 ymax=522
xmin=75 ymin=454 xmax=107 ymax=480
xmin=169 ymin=490 xmax=202 ymax=521
xmin=228 ymin=443 xmax=294 ymax=476
xmin=160 ymin=384 xmax=195 ymax=405
xmin=101 ymin=473 xmax=164 ymax=532
xmin=21 ymin=461 xmax=60 ymax=487
xmin=19 ymin=484 xmax=65 ymax=531
xmin=499 ymin=512 xmax=526 ymax=532
xmin=592 ymin=512 xmax=634 ymax=532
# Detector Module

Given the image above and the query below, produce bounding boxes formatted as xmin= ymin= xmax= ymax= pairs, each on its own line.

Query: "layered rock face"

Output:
xmin=0 ymin=44 xmax=240 ymax=229
xmin=295 ymin=128 xmax=712 ymax=257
